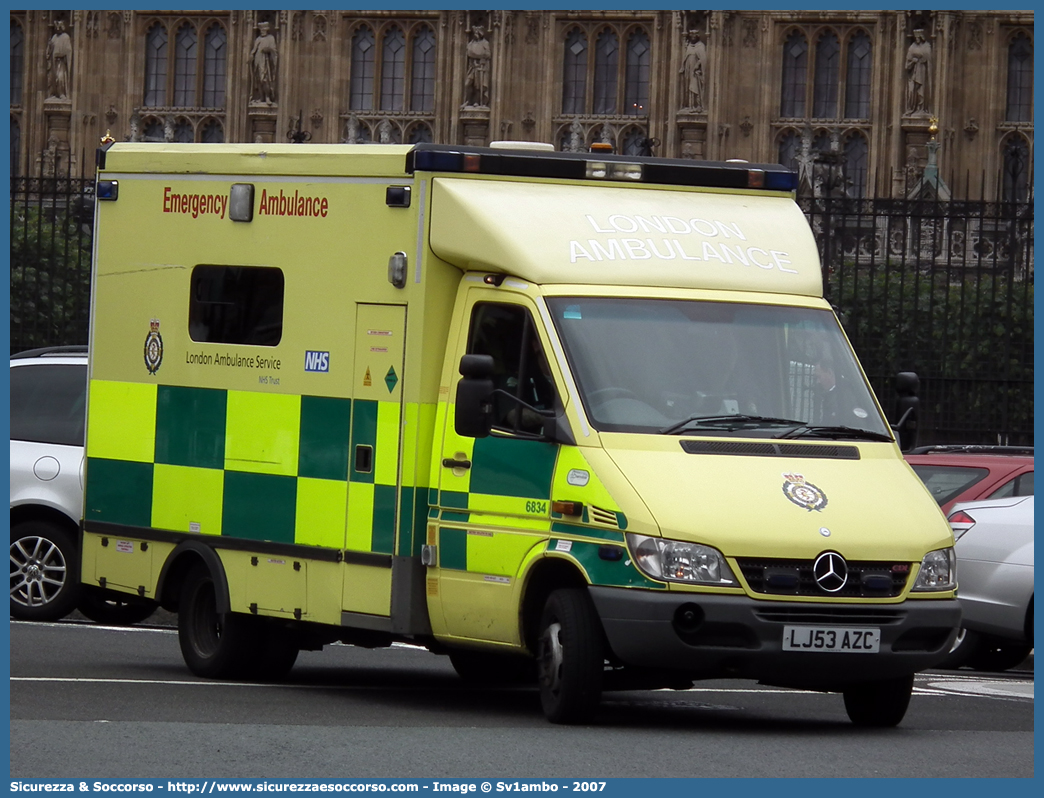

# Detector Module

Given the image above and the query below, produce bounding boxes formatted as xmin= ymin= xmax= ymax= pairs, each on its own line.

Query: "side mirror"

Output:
xmin=893 ymin=371 xmax=920 ymax=452
xmin=455 ymin=354 xmax=494 ymax=438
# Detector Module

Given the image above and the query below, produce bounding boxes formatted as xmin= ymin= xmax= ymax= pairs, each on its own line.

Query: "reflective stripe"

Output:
xmin=151 ymin=463 xmax=224 ymax=535
xmin=225 ymin=390 xmax=301 ymax=476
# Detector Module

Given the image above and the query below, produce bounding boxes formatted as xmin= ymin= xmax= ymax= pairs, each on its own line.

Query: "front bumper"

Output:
xmin=590 ymin=587 xmax=961 ymax=690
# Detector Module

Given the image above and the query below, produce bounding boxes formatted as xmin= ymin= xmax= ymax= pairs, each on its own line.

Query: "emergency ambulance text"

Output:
xmin=163 ymin=188 xmax=228 ymax=220
xmin=258 ymin=189 xmax=329 ymax=218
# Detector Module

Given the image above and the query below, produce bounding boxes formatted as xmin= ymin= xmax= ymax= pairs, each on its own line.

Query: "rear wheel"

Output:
xmin=449 ymin=649 xmax=536 ymax=685
xmin=78 ymin=592 xmax=158 ymax=626
xmin=843 ymin=674 xmax=914 ymax=727
xmin=10 ymin=520 xmax=79 ymax=621
xmin=966 ymin=638 xmax=1032 ymax=672
xmin=178 ymin=564 xmax=257 ymax=679
xmin=536 ymin=588 xmax=604 ymax=724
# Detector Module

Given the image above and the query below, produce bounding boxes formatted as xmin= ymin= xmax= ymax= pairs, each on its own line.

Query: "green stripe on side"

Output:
xmin=155 ymin=385 xmax=226 ymax=469
xmin=299 ymin=395 xmax=352 ymax=481
xmin=372 ymin=483 xmax=396 ymax=554
xmin=440 ymin=490 xmax=468 ymax=509
xmin=349 ymin=399 xmax=378 ymax=484
xmin=469 ymin=436 xmax=557 ymax=499
xmin=549 ymin=522 xmax=625 ymax=543
xmin=222 ymin=471 xmax=297 ymax=544
xmin=439 ymin=527 xmax=468 ymax=570
xmin=549 ymin=539 xmax=664 ymax=589
xmin=84 ymin=458 xmax=154 ymax=528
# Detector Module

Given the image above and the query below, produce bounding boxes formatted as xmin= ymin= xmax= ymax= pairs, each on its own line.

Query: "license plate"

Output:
xmin=782 ymin=625 xmax=881 ymax=653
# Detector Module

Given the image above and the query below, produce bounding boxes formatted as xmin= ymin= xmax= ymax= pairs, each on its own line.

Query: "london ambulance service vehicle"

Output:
xmin=84 ymin=141 xmax=960 ymax=726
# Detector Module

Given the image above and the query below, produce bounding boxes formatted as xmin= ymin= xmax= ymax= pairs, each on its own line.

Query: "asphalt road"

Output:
xmin=9 ymin=618 xmax=1034 ymax=779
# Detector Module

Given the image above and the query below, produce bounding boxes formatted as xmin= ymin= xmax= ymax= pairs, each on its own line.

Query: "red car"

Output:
xmin=905 ymin=445 xmax=1034 ymax=516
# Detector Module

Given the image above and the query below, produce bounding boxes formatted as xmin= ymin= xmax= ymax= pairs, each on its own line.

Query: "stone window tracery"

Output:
xmin=1006 ymin=32 xmax=1032 ymax=123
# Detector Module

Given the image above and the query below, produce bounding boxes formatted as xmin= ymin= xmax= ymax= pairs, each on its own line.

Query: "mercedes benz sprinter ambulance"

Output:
xmin=83 ymin=141 xmax=960 ymax=726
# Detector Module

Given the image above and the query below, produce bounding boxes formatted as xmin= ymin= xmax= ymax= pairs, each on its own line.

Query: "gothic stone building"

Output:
xmin=10 ymin=9 xmax=1034 ymax=200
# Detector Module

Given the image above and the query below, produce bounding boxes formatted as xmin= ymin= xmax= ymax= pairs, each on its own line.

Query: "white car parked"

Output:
xmin=10 ymin=346 xmax=155 ymax=624
xmin=940 ymin=495 xmax=1033 ymax=671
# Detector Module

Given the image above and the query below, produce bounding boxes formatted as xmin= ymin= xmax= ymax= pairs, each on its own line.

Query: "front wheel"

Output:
xmin=843 ymin=674 xmax=914 ymax=727
xmin=178 ymin=564 xmax=258 ymax=679
xmin=536 ymin=588 xmax=604 ymax=724
xmin=10 ymin=520 xmax=80 ymax=621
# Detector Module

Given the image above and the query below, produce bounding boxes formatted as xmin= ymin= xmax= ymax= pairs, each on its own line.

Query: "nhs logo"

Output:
xmin=304 ymin=351 xmax=330 ymax=373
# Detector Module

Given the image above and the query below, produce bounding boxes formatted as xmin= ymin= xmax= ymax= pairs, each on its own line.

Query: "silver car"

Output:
xmin=940 ymin=495 xmax=1033 ymax=671
xmin=10 ymin=346 xmax=155 ymax=624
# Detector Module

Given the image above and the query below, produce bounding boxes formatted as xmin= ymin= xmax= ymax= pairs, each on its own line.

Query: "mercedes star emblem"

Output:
xmin=813 ymin=551 xmax=848 ymax=592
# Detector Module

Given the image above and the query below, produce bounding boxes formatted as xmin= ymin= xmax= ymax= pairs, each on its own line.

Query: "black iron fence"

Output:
xmin=9 ymin=162 xmax=1034 ymax=445
xmin=805 ymin=193 xmax=1034 ymax=446
xmin=10 ymin=160 xmax=95 ymax=355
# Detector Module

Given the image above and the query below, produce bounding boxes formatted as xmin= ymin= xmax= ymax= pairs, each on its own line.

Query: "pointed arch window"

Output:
xmin=201 ymin=119 xmax=224 ymax=143
xmin=778 ymin=130 xmax=801 ymax=171
xmin=350 ymin=27 xmax=376 ymax=111
xmin=144 ymin=24 xmax=169 ymax=107
xmin=350 ymin=24 xmax=437 ymax=115
xmin=174 ymin=25 xmax=197 ymax=107
xmin=781 ymin=30 xmax=808 ymax=118
xmin=1006 ymin=33 xmax=1033 ymax=122
xmin=624 ymin=30 xmax=650 ymax=116
xmin=411 ymin=26 xmax=436 ymax=113
xmin=380 ymin=27 xmax=405 ymax=112
xmin=845 ymin=31 xmax=872 ymax=119
xmin=144 ymin=19 xmax=226 ymax=112
xmin=593 ymin=29 xmax=619 ymax=114
xmin=11 ymin=21 xmax=24 ymax=106
xmin=812 ymin=31 xmax=840 ymax=118
xmin=563 ymin=28 xmax=587 ymax=114
xmin=203 ymin=25 xmax=226 ymax=108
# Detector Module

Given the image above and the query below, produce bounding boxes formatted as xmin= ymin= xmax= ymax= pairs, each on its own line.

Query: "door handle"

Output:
xmin=442 ymin=457 xmax=472 ymax=470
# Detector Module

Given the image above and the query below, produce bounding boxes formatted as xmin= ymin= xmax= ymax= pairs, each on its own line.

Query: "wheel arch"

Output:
xmin=10 ymin=504 xmax=80 ymax=539
xmin=1025 ymin=595 xmax=1033 ymax=645
xmin=156 ymin=541 xmax=231 ymax=614
xmin=519 ymin=555 xmax=589 ymax=653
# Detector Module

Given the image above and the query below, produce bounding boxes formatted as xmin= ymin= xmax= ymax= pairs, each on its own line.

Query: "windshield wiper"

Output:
xmin=660 ymin=414 xmax=807 ymax=435
xmin=777 ymin=424 xmax=894 ymax=443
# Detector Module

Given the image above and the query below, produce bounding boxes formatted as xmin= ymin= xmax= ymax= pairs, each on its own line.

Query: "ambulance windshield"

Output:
xmin=547 ymin=297 xmax=892 ymax=439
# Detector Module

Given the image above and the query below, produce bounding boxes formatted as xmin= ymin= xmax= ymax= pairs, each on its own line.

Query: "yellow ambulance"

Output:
xmin=83 ymin=141 xmax=959 ymax=726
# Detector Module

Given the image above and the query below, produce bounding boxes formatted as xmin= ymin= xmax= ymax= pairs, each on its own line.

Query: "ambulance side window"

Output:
xmin=189 ymin=265 xmax=284 ymax=346
xmin=467 ymin=302 xmax=556 ymax=436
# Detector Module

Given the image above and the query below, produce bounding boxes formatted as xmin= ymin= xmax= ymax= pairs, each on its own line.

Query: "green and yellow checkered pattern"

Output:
xmin=84 ymin=380 xmax=427 ymax=557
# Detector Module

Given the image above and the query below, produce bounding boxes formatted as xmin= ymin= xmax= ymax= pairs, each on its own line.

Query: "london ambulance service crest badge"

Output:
xmin=144 ymin=319 xmax=164 ymax=375
xmin=782 ymin=472 xmax=828 ymax=512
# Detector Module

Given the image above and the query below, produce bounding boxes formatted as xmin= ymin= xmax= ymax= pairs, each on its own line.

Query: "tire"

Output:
xmin=78 ymin=592 xmax=158 ymax=626
xmin=177 ymin=563 xmax=258 ymax=679
xmin=10 ymin=520 xmax=80 ymax=621
xmin=966 ymin=638 xmax=1033 ymax=672
xmin=449 ymin=649 xmax=536 ymax=686
xmin=536 ymin=588 xmax=604 ymax=724
xmin=935 ymin=627 xmax=982 ymax=669
xmin=843 ymin=674 xmax=914 ymax=727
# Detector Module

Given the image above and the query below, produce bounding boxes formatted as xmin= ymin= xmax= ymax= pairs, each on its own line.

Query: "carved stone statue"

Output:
xmin=905 ymin=29 xmax=932 ymax=114
xmin=463 ymin=25 xmax=491 ymax=107
xmin=251 ymin=21 xmax=279 ymax=104
xmin=128 ymin=111 xmax=141 ymax=142
xmin=680 ymin=30 xmax=707 ymax=112
xmin=343 ymin=114 xmax=361 ymax=144
xmin=567 ymin=120 xmax=583 ymax=153
xmin=163 ymin=116 xmax=174 ymax=142
xmin=46 ymin=19 xmax=73 ymax=100
xmin=377 ymin=119 xmax=394 ymax=144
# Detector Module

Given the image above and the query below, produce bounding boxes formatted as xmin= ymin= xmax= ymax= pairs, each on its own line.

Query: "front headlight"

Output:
xmin=626 ymin=533 xmax=737 ymax=586
xmin=912 ymin=547 xmax=957 ymax=591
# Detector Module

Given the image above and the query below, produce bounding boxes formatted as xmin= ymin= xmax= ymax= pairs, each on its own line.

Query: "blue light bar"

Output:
xmin=97 ymin=180 xmax=119 ymax=201
xmin=765 ymin=171 xmax=798 ymax=192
